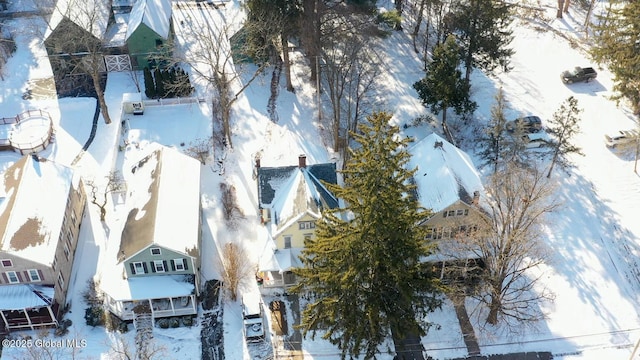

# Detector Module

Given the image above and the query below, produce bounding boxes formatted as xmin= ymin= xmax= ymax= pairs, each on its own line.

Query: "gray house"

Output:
xmin=0 ymin=155 xmax=85 ymax=333
xmin=100 ymin=144 xmax=201 ymax=322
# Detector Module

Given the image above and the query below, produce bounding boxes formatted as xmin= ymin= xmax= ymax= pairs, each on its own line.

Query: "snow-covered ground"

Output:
xmin=1 ymin=0 xmax=640 ymax=359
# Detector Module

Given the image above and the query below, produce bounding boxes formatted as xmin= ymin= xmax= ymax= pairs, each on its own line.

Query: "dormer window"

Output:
xmin=298 ymin=221 xmax=315 ymax=230
xmin=1 ymin=259 xmax=12 ymax=267
xmin=150 ymin=248 xmax=161 ymax=256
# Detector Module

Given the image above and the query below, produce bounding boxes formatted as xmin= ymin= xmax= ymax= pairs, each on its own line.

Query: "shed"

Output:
xmin=122 ymin=92 xmax=144 ymax=115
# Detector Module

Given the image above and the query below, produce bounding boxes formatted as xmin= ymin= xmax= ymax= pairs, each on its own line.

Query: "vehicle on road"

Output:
xmin=561 ymin=66 xmax=597 ymax=84
xmin=506 ymin=115 xmax=543 ymax=133
xmin=242 ymin=298 xmax=265 ymax=342
xmin=604 ymin=130 xmax=639 ymax=148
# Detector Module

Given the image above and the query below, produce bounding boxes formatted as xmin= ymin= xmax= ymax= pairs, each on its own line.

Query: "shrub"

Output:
xmin=181 ymin=316 xmax=194 ymax=327
xmin=169 ymin=317 xmax=180 ymax=328
xmin=85 ymin=306 xmax=106 ymax=327
xmin=143 ymin=67 xmax=156 ymax=99
xmin=156 ymin=318 xmax=170 ymax=329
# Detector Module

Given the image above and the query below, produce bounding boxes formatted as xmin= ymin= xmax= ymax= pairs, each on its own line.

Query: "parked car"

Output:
xmin=604 ymin=130 xmax=639 ymax=148
xmin=560 ymin=66 xmax=597 ymax=84
xmin=506 ymin=115 xmax=543 ymax=133
xmin=242 ymin=298 xmax=265 ymax=342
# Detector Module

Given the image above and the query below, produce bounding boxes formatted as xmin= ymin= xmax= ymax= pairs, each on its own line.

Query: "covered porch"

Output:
xmin=101 ymin=275 xmax=197 ymax=321
xmin=0 ymin=285 xmax=58 ymax=333
xmin=258 ymin=248 xmax=301 ymax=290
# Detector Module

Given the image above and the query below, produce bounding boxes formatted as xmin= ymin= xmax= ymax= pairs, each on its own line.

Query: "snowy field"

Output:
xmin=1 ymin=0 xmax=640 ymax=359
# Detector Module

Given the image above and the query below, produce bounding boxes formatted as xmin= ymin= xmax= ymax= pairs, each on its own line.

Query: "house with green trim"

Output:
xmin=125 ymin=0 xmax=173 ymax=69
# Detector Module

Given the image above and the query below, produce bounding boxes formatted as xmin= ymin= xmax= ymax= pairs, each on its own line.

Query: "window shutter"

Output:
xmin=0 ymin=272 xmax=6 ymax=283
xmin=162 ymin=260 xmax=167 ymax=271
xmin=183 ymin=258 xmax=188 ymax=270
xmin=143 ymin=262 xmax=148 ymax=273
xmin=37 ymin=269 xmax=44 ymax=281
xmin=16 ymin=272 xmax=23 ymax=282
xmin=170 ymin=260 xmax=175 ymax=271
xmin=150 ymin=262 xmax=156 ymax=273
xmin=130 ymin=263 xmax=135 ymax=274
xmin=23 ymin=271 xmax=29 ymax=281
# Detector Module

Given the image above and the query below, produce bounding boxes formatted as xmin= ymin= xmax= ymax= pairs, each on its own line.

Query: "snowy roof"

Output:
xmin=117 ymin=144 xmax=201 ymax=262
xmin=0 ymin=284 xmax=54 ymax=310
xmin=269 ymin=167 xmax=337 ymax=230
xmin=126 ymin=0 xmax=173 ymax=41
xmin=257 ymin=161 xmax=337 ymax=207
xmin=101 ymin=275 xmax=194 ymax=301
xmin=0 ymin=155 xmax=77 ymax=266
xmin=408 ymin=134 xmax=483 ymax=213
xmin=258 ymin=246 xmax=302 ymax=273
xmin=45 ymin=0 xmax=112 ymax=40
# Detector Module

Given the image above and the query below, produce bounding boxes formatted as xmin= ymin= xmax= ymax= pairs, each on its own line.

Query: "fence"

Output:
xmin=142 ymin=97 xmax=205 ymax=107
xmin=0 ymin=109 xmax=54 ymax=154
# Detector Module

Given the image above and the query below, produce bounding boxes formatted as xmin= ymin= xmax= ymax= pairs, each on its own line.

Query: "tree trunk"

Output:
xmin=563 ymin=0 xmax=570 ymax=13
xmin=486 ymin=292 xmax=501 ymax=325
xmin=93 ymin=74 xmax=111 ymax=124
xmin=547 ymin=148 xmax=560 ymax=178
xmin=281 ymin=34 xmax=294 ymax=92
xmin=411 ymin=0 xmax=426 ymax=54
xmin=557 ymin=0 xmax=564 ymax=18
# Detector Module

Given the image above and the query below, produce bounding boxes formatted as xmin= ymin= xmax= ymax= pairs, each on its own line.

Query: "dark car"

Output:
xmin=506 ymin=116 xmax=542 ymax=133
xmin=561 ymin=66 xmax=597 ymax=84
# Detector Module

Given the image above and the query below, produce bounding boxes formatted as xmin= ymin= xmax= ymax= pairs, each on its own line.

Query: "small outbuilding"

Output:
xmin=122 ymin=92 xmax=145 ymax=115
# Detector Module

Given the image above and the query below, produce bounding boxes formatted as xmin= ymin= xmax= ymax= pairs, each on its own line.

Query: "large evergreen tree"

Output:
xmin=413 ymin=35 xmax=476 ymax=141
xmin=477 ymin=88 xmax=510 ymax=173
xmin=591 ymin=0 xmax=640 ymax=114
xmin=546 ymin=96 xmax=584 ymax=178
xmin=449 ymin=0 xmax=514 ymax=84
xmin=293 ymin=111 xmax=442 ymax=359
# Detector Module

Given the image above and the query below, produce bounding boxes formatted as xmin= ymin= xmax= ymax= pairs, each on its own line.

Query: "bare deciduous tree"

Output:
xmin=86 ymin=171 xmax=126 ymax=221
xmin=218 ymin=242 xmax=253 ymax=302
xmin=173 ymin=8 xmax=267 ymax=149
xmin=43 ymin=0 xmax=112 ymax=124
xmin=448 ymin=165 xmax=559 ymax=326
xmin=184 ymin=137 xmax=213 ymax=165
xmin=107 ymin=331 xmax=167 ymax=360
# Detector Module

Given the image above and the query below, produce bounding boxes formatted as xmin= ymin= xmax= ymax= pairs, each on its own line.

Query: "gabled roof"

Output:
xmin=126 ymin=0 xmax=173 ymax=41
xmin=45 ymin=0 xmax=112 ymax=40
xmin=0 ymin=155 xmax=77 ymax=266
xmin=257 ymin=160 xmax=338 ymax=228
xmin=409 ymin=134 xmax=483 ymax=213
xmin=117 ymin=144 xmax=200 ymax=262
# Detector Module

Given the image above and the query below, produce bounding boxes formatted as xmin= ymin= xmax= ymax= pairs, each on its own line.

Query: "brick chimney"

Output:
xmin=255 ymin=158 xmax=261 ymax=169
xmin=472 ymin=191 xmax=480 ymax=205
xmin=298 ymin=154 xmax=306 ymax=168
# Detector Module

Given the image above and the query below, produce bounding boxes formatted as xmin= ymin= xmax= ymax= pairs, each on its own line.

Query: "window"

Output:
xmin=155 ymin=39 xmax=163 ymax=48
xmin=447 ymin=210 xmax=455 ymax=217
xmin=284 ymin=236 xmax=292 ymax=249
xmin=174 ymin=259 xmax=185 ymax=271
xmin=28 ymin=269 xmax=41 ymax=282
xmin=66 ymin=230 xmax=73 ymax=248
xmin=153 ymin=260 xmax=165 ymax=272
xmin=1 ymin=259 xmax=12 ymax=267
xmin=298 ymin=221 xmax=316 ymax=230
xmin=456 ymin=209 xmax=464 ymax=216
xmin=6 ymin=271 xmax=19 ymax=283
xmin=52 ymin=256 xmax=58 ymax=270
xmin=57 ymin=273 xmax=65 ymax=289
xmin=133 ymin=262 xmax=145 ymax=274
xmin=71 ymin=210 xmax=77 ymax=226
xmin=63 ymin=242 xmax=71 ymax=260
xmin=150 ymin=248 xmax=161 ymax=256
xmin=464 ymin=209 xmax=469 ymax=216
